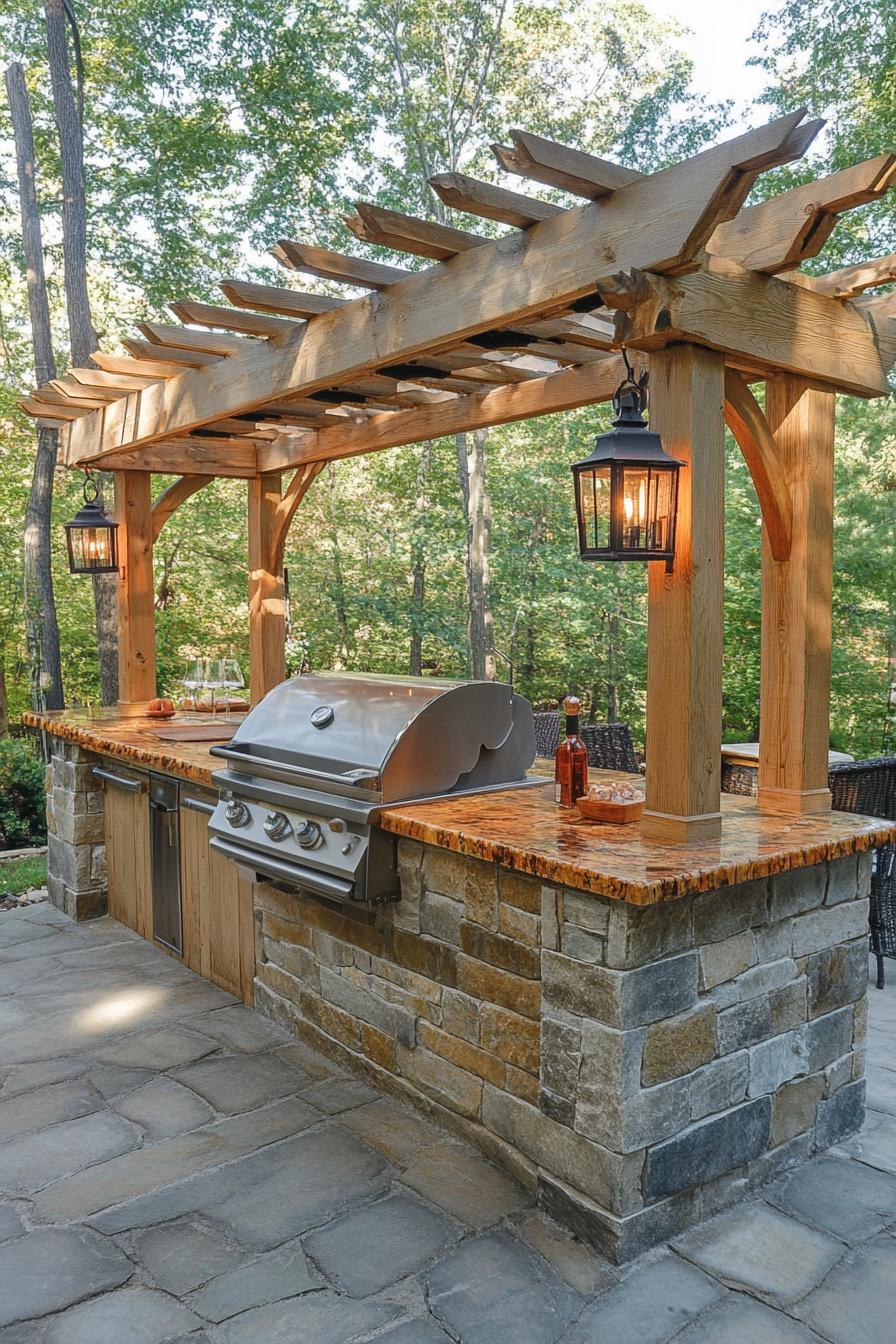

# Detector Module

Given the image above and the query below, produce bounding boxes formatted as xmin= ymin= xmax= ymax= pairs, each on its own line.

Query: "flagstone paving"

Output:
xmin=0 ymin=897 xmax=894 ymax=1342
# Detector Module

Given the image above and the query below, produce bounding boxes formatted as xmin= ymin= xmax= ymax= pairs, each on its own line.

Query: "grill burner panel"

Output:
xmin=209 ymin=672 xmax=537 ymax=908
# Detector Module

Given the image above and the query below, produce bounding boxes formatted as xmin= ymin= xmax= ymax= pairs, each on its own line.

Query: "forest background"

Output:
xmin=0 ymin=0 xmax=894 ymax=758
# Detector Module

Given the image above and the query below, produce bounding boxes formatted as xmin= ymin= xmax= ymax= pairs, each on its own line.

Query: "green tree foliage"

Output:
xmin=0 ymin=0 xmax=894 ymax=762
xmin=0 ymin=737 xmax=46 ymax=846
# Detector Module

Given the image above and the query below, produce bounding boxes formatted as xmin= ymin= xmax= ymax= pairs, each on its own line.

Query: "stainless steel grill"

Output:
xmin=208 ymin=672 xmax=537 ymax=908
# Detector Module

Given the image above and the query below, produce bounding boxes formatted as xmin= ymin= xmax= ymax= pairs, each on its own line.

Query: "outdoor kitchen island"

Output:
xmin=26 ymin=707 xmax=894 ymax=1263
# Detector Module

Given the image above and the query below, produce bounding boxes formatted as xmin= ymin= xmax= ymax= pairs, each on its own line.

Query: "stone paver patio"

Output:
xmin=0 ymin=900 xmax=894 ymax=1343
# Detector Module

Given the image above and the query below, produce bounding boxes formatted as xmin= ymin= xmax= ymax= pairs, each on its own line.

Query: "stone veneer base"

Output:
xmin=44 ymin=740 xmax=107 ymax=921
xmin=254 ymin=841 xmax=870 ymax=1263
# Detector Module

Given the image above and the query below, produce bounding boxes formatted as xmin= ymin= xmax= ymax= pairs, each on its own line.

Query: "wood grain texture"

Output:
xmin=168 ymin=300 xmax=300 ymax=339
xmin=758 ymin=377 xmax=835 ymax=814
xmin=495 ymin=129 xmax=641 ymax=198
xmin=114 ymin=471 xmax=156 ymax=708
xmin=614 ymin=257 xmax=891 ymax=397
xmin=220 ymin=279 xmax=344 ymax=317
xmin=708 ymin=154 xmax=896 ymax=273
xmin=347 ymin=202 xmax=485 ymax=259
xmin=783 ymin=251 xmax=896 ymax=299
xmin=428 ymin=171 xmax=561 ymax=227
xmin=643 ymin=345 xmax=725 ymax=843
xmin=273 ymin=239 xmax=409 ymax=288
xmin=104 ymin=776 xmax=151 ymax=939
xmin=180 ymin=796 xmax=255 ymax=1002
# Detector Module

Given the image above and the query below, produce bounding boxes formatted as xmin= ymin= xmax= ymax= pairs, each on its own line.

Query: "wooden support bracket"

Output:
xmin=723 ymin=371 xmax=792 ymax=560
xmin=151 ymin=475 xmax=211 ymax=542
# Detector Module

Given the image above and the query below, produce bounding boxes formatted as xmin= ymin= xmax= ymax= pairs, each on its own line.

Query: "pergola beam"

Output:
xmin=786 ymin=251 xmax=896 ymax=298
xmin=493 ymin=129 xmax=641 ymax=198
xmin=168 ymin=300 xmax=301 ymax=339
xmin=346 ymin=202 xmax=486 ymax=260
xmin=220 ymin=280 xmax=345 ymax=317
xmin=272 ymin=240 xmax=409 ymax=289
xmin=613 ymin=258 xmax=892 ymax=396
xmin=122 ymin=338 xmax=223 ymax=368
xmin=707 ymin=153 xmax=896 ymax=273
xmin=62 ymin=112 xmax=818 ymax=468
xmin=428 ymin=171 xmax=562 ymax=227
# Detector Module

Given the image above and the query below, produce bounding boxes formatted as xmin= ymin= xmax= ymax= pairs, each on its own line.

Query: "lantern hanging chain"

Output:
xmin=615 ymin=348 xmax=650 ymax=415
xmin=81 ymin=469 xmax=100 ymax=505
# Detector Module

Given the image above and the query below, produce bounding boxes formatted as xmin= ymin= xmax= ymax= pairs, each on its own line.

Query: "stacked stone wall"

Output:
xmin=44 ymin=741 xmax=107 ymax=921
xmin=254 ymin=839 xmax=870 ymax=1261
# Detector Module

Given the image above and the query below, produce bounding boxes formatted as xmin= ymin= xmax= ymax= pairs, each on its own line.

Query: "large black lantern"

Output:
xmin=64 ymin=474 xmax=119 ymax=575
xmin=572 ymin=363 xmax=683 ymax=565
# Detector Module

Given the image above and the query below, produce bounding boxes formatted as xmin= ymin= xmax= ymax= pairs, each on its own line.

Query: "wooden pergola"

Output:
xmin=20 ymin=110 xmax=896 ymax=844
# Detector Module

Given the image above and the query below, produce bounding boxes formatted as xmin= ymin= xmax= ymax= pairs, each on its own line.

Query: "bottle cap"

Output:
xmin=563 ymin=695 xmax=581 ymax=715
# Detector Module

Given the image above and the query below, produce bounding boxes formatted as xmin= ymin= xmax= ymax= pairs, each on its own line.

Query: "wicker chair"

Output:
xmin=828 ymin=756 xmax=896 ymax=990
xmin=532 ymin=712 xmax=640 ymax=774
xmin=533 ymin=712 xmax=561 ymax=759
xmin=581 ymin=723 xmax=640 ymax=773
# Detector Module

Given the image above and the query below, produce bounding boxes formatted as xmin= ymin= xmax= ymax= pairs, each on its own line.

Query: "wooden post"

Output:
xmin=757 ymin=377 xmax=835 ymax=813
xmin=114 ymin=471 xmax=156 ymax=712
xmin=248 ymin=473 xmax=285 ymax=705
xmin=642 ymin=345 xmax=725 ymax=844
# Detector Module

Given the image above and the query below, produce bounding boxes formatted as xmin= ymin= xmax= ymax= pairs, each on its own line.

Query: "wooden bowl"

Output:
xmin=576 ymin=796 xmax=644 ymax=824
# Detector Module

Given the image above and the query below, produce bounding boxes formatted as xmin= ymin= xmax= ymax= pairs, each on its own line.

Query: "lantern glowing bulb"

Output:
xmin=571 ymin=368 xmax=683 ymax=565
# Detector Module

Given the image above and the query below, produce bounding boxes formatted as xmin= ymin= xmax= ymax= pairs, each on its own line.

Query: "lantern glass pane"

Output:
xmin=577 ymin=465 xmax=611 ymax=552
xmin=620 ymin=467 xmax=650 ymax=551
xmin=649 ymin=468 xmax=674 ymax=552
xmin=67 ymin=524 xmax=117 ymax=573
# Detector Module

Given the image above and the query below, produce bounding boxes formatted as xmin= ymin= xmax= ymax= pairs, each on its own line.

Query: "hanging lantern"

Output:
xmin=64 ymin=474 xmax=119 ymax=575
xmin=571 ymin=361 xmax=683 ymax=565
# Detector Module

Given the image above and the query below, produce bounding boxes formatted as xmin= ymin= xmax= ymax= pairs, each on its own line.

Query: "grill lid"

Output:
xmin=214 ymin=671 xmax=535 ymax=803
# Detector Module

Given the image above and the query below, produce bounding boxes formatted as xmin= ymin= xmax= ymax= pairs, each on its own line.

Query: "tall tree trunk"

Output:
xmin=0 ymin=660 xmax=8 ymax=737
xmin=456 ymin=430 xmax=495 ymax=679
xmin=5 ymin=62 xmax=64 ymax=712
xmin=44 ymin=0 xmax=119 ymax=705
xmin=409 ymin=442 xmax=432 ymax=676
xmin=606 ymin=581 xmax=621 ymax=722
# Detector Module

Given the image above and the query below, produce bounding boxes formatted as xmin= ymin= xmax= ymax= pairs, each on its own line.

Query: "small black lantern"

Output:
xmin=572 ymin=361 xmax=683 ymax=565
xmin=64 ymin=474 xmax=120 ymax=575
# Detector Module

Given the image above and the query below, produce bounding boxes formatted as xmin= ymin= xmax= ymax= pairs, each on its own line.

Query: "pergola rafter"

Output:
xmin=18 ymin=109 xmax=896 ymax=844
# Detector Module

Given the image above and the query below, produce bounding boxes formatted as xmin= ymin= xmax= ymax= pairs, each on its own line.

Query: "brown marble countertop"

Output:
xmin=25 ymin=709 xmax=222 ymax=788
xmin=380 ymin=778 xmax=896 ymax=905
xmin=27 ymin=710 xmax=896 ymax=904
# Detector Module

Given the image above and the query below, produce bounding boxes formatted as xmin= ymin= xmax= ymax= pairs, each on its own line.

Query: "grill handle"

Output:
xmin=209 ymin=836 xmax=355 ymax=902
xmin=209 ymin=745 xmax=380 ymax=796
xmin=92 ymin=766 xmax=145 ymax=793
xmin=181 ymin=796 xmax=216 ymax=817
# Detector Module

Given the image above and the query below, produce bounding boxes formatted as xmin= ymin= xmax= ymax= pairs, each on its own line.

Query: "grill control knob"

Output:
xmin=225 ymin=799 xmax=251 ymax=828
xmin=295 ymin=819 xmax=324 ymax=850
xmin=263 ymin=811 xmax=291 ymax=842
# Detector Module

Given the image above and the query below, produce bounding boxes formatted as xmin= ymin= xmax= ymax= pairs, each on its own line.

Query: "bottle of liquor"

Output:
xmin=554 ymin=694 xmax=588 ymax=807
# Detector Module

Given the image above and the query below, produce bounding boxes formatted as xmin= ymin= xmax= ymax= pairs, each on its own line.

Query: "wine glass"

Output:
xmin=215 ymin=657 xmax=245 ymax=721
xmin=180 ymin=658 xmax=208 ymax=719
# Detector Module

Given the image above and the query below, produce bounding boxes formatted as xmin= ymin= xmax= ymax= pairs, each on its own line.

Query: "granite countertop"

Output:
xmin=379 ymin=780 xmax=896 ymax=905
xmin=27 ymin=710 xmax=896 ymax=905
xmin=25 ymin=710 xmax=223 ymax=788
